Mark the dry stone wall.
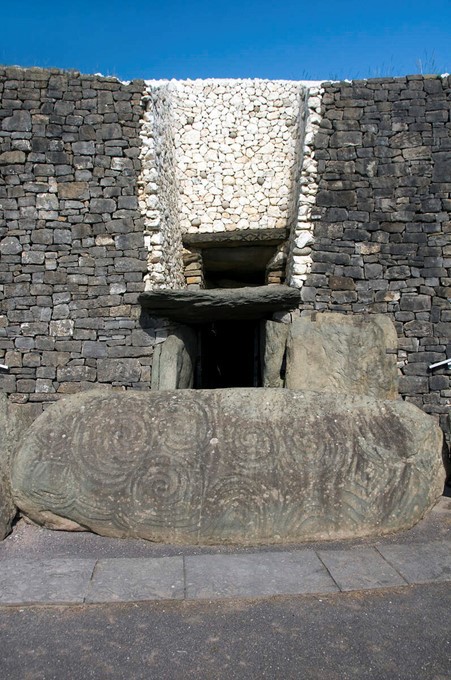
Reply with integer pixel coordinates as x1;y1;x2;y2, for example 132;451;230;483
0;67;155;408
287;83;324;287
140;79;310;288
171;79;303;235
301;75;451;435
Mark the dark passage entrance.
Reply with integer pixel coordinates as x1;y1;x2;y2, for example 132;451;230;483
196;320;261;388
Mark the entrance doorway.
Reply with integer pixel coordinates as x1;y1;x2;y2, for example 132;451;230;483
196;320;261;388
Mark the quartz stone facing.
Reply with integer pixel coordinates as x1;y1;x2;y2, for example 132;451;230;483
139;83;185;290
140;79;312;290
301;75;451;439
0;67;155;406
286;83;324;287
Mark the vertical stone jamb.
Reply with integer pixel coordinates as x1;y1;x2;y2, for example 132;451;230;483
286;83;324;288
139;82;185;290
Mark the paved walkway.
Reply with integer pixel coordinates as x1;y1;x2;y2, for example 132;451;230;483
0;538;450;606
1;493;450;606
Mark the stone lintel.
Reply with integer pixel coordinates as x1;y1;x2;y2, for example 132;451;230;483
182;228;288;249
138;285;301;322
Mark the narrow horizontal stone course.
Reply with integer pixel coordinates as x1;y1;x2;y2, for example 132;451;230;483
0;538;450;605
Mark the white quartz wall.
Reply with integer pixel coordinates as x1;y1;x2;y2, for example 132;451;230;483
139;79;323;290
171;79;304;234
139;84;185;290
287;84;324;287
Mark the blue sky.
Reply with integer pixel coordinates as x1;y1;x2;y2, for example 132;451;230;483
1;0;450;81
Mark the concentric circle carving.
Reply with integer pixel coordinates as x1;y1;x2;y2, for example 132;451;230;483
153;396;213;454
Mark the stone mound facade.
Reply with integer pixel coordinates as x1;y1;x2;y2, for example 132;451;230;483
0;68;450;441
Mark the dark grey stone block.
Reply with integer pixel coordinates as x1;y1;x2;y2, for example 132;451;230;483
318;547;407;591
316;190;356;208
90;198;116;213
81;341;107;359
73;141;95;155
2;110;32;132
185;551;338;599
0;559;95;605
56;365;96;382
97;358;141;383
86;557;184;603
0;150;26;164
377;542;451;584
0;236;22;255
400;295;432;312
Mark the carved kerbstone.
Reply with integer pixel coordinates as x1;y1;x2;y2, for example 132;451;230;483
11;389;444;545
0;395;15;540
0;395;43;540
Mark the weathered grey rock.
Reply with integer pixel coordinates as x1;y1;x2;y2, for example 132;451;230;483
286;313;399;399
0;396;15;540
11;388;444;545
0;150;26;165
262;320;288;388
2;110;32;132
0;395;43;540
183;228;288;247
57;182;89;200
97;358;141;383
139;285;301;322
0;236;22;255
151;326;197;390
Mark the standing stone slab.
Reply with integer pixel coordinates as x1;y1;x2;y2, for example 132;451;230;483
285;313;399;399
0;395;15;540
11;388;444;545
261;320;289;388
151;325;197;390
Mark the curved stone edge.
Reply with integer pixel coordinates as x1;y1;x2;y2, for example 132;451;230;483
11;389;446;546
0;395;15;539
0;395;43;540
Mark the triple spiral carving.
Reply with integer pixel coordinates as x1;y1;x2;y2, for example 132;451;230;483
11;389;442;544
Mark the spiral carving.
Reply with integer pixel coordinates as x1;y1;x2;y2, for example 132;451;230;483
22;460;76;517
153;395;213;455
202;475;269;537
69;393;152;490
11;388;444;545
225;419;278;468
126;454;200;530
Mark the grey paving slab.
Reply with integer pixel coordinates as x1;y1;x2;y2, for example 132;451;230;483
86;557;185;603
185;550;339;599
317;546;408;591
0;558;95;605
377;540;451;584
